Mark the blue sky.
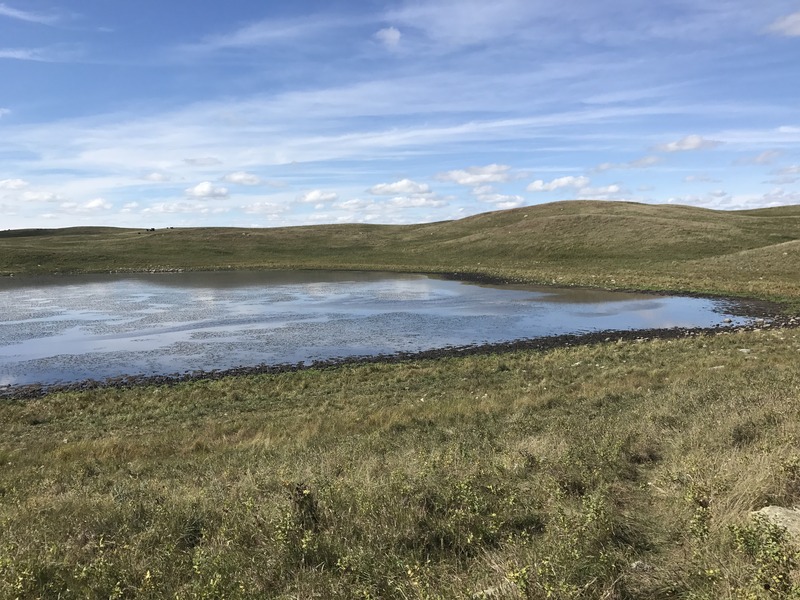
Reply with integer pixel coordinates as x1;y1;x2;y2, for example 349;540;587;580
1;1;799;229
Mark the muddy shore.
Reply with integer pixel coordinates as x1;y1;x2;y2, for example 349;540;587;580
3;307;797;401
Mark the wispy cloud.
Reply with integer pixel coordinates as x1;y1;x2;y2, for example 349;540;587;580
594;155;661;172
374;26;402;50
0;45;83;62
735;150;782;165
0;2;58;25
222;171;262;186
179;13;360;54
767;11;800;36
654;134;722;152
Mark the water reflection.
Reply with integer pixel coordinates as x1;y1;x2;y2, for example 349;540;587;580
0;270;749;388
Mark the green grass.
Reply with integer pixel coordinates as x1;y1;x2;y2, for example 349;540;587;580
2;200;800;308
3;200;800;598
2;329;800;598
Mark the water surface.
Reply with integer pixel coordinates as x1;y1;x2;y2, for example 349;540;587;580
0;270;749;389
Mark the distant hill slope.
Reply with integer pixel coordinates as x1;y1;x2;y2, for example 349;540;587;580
2;201;799;306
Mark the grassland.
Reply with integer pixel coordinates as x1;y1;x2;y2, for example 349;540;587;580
2;200;800;599
2;201;800;308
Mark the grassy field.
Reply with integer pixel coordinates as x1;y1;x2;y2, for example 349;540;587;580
2;200;800;599
2;201;800;308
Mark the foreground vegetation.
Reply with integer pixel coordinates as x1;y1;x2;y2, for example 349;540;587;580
2;327;800;598
3;200;800;598
2;201;800;309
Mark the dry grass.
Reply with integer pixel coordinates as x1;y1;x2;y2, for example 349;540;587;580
3;199;800;597
2;328;800;598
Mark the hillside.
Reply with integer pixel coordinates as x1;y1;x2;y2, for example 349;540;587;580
2;200;799;306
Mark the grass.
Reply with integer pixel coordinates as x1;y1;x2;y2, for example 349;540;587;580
3;200;800;598
2;329;800;598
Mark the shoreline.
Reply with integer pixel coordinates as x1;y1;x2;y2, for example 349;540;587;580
3;309;797;401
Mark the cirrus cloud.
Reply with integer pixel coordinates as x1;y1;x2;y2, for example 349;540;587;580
0;3;59;25
594;155;661;172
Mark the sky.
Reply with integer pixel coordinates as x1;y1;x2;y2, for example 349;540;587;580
1;1;799;230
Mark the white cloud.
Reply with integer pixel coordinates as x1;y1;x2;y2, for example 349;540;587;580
768;11;800;36
0;178;28;190
594;155;661;171
334;199;376;211
527;175;590;192
184;157;222;166
222;171;262;185
182;13;350;53
84;198;112;211
59;198;111;213
142;172;171;182
23;191;59;202
577;184;624;198
185;181;228;198
655;134;722;152
437;164;512;186
374;26;402;49
0;108;9;118
477;193;525;209
297;189;338;203
667;188;800;210
388;196;446;208
0;48;48;61
369;178;430;195
121;202;139;212
0;45;82;62
0;3;58;25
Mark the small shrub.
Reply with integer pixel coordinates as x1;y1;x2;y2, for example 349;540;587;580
731;515;800;597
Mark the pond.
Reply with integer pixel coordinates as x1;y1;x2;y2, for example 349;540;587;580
0;270;750;391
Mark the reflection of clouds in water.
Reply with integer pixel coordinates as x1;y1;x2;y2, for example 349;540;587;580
0;271;748;389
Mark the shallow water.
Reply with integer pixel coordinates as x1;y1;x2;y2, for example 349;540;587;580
0;270;749;388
